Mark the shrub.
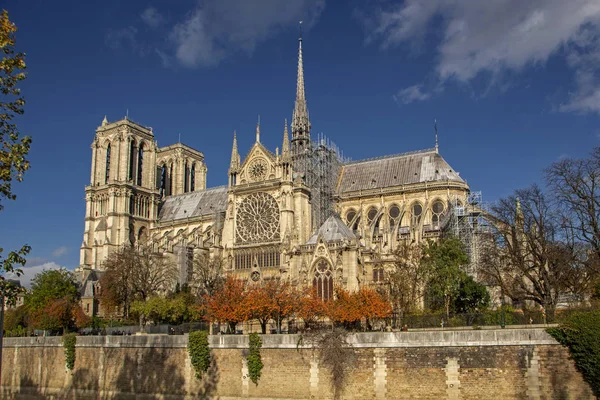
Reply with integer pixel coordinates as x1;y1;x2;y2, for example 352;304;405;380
62;333;77;371
188;330;211;379
247;333;263;385
547;310;600;397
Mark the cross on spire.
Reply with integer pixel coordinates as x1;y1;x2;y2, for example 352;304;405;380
291;21;311;154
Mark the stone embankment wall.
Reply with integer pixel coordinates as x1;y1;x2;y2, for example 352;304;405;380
1;328;594;399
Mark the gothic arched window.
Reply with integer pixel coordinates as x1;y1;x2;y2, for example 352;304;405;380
160;164;167;196
169;163;173;196
431;200;446;228
411;203;423;227
184;162;189;193
128;141;135;181
190;163;196;192
389;204;401;231
105;144;111;183
137;143;144;186
313;259;333;301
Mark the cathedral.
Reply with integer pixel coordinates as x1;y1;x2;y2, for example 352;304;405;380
77;37;470;313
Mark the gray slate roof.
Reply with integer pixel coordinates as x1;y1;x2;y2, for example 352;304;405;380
158;186;228;222
337;149;465;194
307;215;357;244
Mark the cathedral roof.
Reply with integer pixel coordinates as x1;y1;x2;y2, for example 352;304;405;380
306;215;356;244
158;186;228;222
337;148;465;194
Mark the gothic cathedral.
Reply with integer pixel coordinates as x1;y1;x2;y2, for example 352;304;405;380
78;37;470;308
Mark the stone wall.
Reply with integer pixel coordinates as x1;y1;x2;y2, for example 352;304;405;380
1;329;594;399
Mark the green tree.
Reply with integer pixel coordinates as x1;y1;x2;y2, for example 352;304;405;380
25;269;79;311
454;274;490;314
423;237;470;319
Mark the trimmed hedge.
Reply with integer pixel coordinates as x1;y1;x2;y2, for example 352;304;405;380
547;310;600;397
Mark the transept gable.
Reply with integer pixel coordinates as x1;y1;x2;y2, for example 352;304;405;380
239;143;277;184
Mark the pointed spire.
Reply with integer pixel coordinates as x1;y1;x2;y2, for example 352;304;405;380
102;115;108;126
434;119;439;154
256;116;261;143
229;130;240;171
291;21;310;149
282;119;290;161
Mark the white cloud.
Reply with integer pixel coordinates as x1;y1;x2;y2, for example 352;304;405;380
51;246;68;258
141;7;165;29
368;0;600;113
169;0;325;68
393;84;431;104
6;262;67;289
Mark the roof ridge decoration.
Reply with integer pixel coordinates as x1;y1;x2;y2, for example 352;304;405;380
343;148;437;166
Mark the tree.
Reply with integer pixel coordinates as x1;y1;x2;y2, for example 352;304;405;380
204;276;246;333
0;9;29;210
454;274;490;314
388;243;427;314
422;237;469;319
354;287;392;330
100;245;178;319
190;253;225;298
296;287;326;329
24;269;82;332
480;186;581;321
25;269;79;311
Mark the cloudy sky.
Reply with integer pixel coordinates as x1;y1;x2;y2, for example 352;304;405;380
2;0;600;279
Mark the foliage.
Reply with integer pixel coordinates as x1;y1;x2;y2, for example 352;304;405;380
296;287;326;328
0;244;29;304
100;245;178;319
548;310;600;397
204;276;247;333
326;287;392;330
0;10;30;210
25;269;79;312
245;280;297;333
422;237;470;318
62;333;77;371
5;324;26;337
3;304;27;331
454;274;490;314
301;328;355;400
247;332;263;385
188;330;211;379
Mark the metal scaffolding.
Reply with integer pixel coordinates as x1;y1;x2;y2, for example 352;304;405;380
292;133;347;232
444;191;490;276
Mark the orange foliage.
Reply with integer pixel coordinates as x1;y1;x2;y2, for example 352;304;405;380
327;287;392;328
204;276;246;329
296;287;326;326
245;280;298;333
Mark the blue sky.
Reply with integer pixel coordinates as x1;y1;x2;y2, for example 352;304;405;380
1;0;600;283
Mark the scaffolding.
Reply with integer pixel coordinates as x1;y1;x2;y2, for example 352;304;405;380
444;191;491;276
292;133;347;232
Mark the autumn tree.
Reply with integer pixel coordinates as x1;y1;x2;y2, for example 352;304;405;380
0;9;30;303
24;269;82;332
245;280;297;333
204;276;246;333
100;245;178;319
480;186;582;321
296;287;326;329
354;287;392;330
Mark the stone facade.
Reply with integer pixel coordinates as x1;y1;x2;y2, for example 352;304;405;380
1;329;594;399
77;37;469;314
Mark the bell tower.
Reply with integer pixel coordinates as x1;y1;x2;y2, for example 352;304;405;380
79;116;160;270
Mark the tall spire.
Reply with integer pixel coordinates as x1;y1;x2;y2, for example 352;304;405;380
291;21;311;153
229;130;240;171
434;119;439;154
256;116;261;143
282;119;290;161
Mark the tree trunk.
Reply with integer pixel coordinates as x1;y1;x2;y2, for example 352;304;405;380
260;320;267;334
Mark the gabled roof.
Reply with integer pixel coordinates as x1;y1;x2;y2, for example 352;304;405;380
337;148;465;194
158;186;228;222
306;215;356;244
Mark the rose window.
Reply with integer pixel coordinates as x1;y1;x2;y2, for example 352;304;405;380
236;192;280;243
